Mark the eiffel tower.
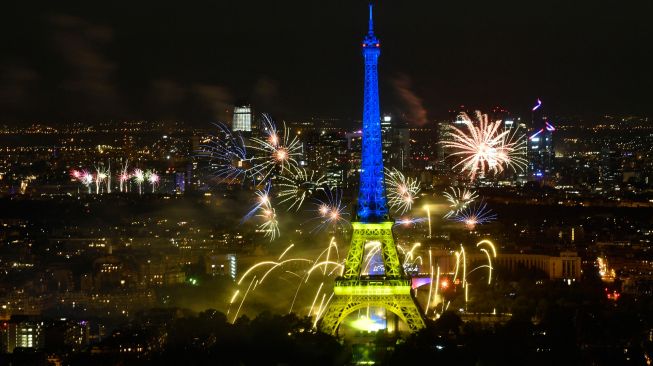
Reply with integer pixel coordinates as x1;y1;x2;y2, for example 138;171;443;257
319;4;426;335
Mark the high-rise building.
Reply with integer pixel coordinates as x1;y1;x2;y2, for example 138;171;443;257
528;98;555;181
232;104;252;132
381;115;411;170
2;318;45;353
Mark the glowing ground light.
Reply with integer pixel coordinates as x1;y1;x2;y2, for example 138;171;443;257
440;279;449;290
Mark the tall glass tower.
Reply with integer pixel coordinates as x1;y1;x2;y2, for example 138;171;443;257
232;104;252;132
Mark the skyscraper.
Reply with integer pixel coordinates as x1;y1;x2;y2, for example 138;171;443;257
232;104;252;132
528;98;555;181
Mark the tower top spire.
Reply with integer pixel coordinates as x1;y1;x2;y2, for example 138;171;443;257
368;3;374;35
363;2;379;48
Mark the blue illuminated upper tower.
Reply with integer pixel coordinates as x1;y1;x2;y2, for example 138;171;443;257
318;4;426;335
357;3;388;223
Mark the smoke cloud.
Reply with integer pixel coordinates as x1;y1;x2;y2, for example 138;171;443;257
392;73;428;126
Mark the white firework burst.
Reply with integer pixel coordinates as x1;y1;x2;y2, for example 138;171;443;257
443;187;478;219
442;111;527;180
199;123;250;183
277;166;327;211
248;114;302;182
385;168;420;214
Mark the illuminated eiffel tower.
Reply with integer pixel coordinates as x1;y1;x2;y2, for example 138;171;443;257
319;4;426;335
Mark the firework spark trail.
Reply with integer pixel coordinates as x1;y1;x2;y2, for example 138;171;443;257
226;290;240;316
394;217;427;227
305;261;345;280
442;111;527;180
146;170;160;192
309;189;350;233
433;265;440;309
277;166;326;211
443;187;478;218
257;258;312;286
71;169;94;193
94;167;110;194
461;245;467;290
258;204;280;241
248;115;302;182
362;242;384;275
476;239;497;258
199;122;250;183
308;282;324;317
105;162;111;193
426;249;434;311
232;276;257;323
385;168;420;214
312;292;335;329
132;168;145;195
452;200;497;228
278;244;295;260
230;237;346;324
501;126;528;172
243;183;272;223
118;160;130;192
480;249;492;284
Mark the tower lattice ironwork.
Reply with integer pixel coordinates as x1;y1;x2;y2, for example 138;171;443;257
319;4;426;335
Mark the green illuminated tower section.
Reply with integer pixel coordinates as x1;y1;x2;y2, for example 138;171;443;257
319;4;426;335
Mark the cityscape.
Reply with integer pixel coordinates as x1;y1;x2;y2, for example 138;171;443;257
1;1;652;365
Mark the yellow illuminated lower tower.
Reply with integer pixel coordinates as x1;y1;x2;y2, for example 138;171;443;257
318;4;426;335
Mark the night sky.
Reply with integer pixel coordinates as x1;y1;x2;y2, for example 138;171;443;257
1;0;651;125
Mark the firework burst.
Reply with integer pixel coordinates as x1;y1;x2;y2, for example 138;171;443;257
146;170;160;192
255;185;280;241
199;123;250;183
443;111;527;180
132;168;145;194
242;183;280;241
71;169;94;193
118;161;130;193
248;115;302;181
310;189;349;233
443;187;478;218
94;167;110;194
385;168;420;214
394;217;427;227
277;166;326;211
258;205;280;241
451;200;497;228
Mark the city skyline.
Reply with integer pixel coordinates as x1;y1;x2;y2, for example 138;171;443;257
1;2;653;364
1;0;651;125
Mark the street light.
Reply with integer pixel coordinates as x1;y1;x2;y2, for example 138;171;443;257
423;204;431;238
